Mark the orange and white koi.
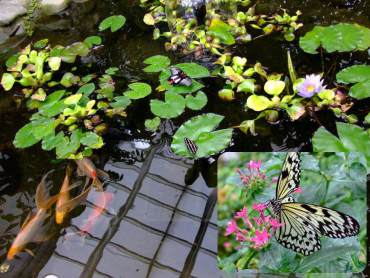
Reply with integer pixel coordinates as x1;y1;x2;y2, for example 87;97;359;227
55;167;91;224
80;192;113;235
7;172;58;260
75;158;109;192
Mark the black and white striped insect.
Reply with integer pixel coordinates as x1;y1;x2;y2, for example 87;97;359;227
184;137;198;155
168;67;192;87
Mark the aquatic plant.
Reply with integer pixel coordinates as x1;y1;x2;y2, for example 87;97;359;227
336;65;370;100
141;0;302;55
299;23;370;54
171;113;233;158
1;16;130;160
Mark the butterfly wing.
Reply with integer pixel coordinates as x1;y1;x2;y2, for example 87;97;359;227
275;206;321;256
276;152;301;200
282;202;360;238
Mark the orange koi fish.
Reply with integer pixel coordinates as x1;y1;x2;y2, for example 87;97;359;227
55;167;92;224
7;172;58;260
80;192;113;235
75;158;109;192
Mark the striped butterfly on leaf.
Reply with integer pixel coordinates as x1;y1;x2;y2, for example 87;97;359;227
269;152;360;256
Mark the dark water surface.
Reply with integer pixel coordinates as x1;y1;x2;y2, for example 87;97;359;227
0;0;369;277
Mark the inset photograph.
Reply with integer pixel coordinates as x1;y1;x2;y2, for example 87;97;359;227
218;152;367;274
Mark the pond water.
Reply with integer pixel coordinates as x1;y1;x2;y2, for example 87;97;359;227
0;0;369;277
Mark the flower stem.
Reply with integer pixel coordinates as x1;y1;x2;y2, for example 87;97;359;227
245;249;257;269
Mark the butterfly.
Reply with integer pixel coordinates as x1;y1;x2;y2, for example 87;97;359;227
184;137;198;155
269;152;360;256
168;67;192;87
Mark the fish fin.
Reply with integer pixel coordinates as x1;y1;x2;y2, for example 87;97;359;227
92;178;104;192
21;212;34;229
97;169;109;180
56;184;91;213
35;171;58;210
25;249;35;257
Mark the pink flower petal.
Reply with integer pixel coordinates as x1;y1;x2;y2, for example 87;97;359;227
225;219;238;236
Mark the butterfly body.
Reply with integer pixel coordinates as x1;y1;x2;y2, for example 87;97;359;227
270;152;360;256
168;67;192;87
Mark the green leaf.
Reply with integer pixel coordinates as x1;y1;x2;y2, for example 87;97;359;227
125;82;152;99
246;95;272;111
56;130;83;159
312;127;347;152
237;79;255;93
264;80;286;95
185;91;207;110
349;79;370;99
48;56;62;71
41;132;64;151
159;69;204;94
60;72;78;87
336;122;370;151
99;15;126;32
336;65;370;84
34;39;49;49
64;94;82;105
31;117;59;140
365;112;370;124
143;55;171;72
80;132;104;149
299;26;324;54
84;36;102;47
39;90;66;117
1;73;15;91
145;117;161;131
5;54;20;68
171;113;232;158
175;63;210;78
208;19;235;45
77;83;96;96
150;93;185;119
13;123;41;148
299;24;370;54
111;95;132;109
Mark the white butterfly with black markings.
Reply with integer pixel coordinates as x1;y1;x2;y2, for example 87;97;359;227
269;152;360;256
168;67;192;87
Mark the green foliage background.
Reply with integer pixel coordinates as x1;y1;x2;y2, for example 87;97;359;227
218;152;367;274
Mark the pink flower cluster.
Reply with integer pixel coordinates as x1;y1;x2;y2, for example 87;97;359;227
225;203;282;250
236;160;266;186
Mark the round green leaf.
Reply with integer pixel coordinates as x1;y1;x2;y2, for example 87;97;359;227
175;63;210;78
237;79;255;93
185;91;208;110
145;117;161;131
143;55;171;73
264;80;286;95
125;82;152;99
99;15;126;32
150;93;185;119
336;65;370;84
171;113;232;158
246;95;272;111
349;79;370;99
84;36;102;47
48;57;62;71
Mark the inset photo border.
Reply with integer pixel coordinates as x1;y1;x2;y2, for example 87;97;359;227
217;152;367;275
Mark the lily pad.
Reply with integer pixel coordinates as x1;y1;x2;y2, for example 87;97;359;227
336;65;370;84
125;82;152;99
171;113;232;158
159;69;203;94
111;96;132;109
175;63;210;78
150;93;185;118
185;91;207;110
143;55;171;73
145;117;161;131
99;15;126;32
349;79;370;100
84;36;102;47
